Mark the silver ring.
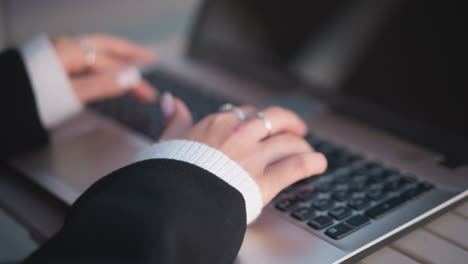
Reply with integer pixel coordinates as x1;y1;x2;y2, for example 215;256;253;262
219;103;246;121
256;112;273;136
79;36;97;69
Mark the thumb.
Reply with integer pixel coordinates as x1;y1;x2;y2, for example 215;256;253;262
159;92;193;140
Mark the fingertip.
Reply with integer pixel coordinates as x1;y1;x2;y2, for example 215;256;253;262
313;152;328;174
131;81;157;102
173;97;194;124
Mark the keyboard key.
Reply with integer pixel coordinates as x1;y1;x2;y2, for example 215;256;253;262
383;180;401;192
325;223;354;239
296;190;317;201
367;188;386;201
365;196;407;219
348;197;371;210
275;199;297;211
328;206;353;220
332;190;352;201
315;182;334;193
291;207;315;221
418;182;434;191
311;198;334;211
401;187;424;200
348;181;368;192
383;168;400;177
345;214;371;228
308;215;334;230
334;175;352;184
399;175;417;185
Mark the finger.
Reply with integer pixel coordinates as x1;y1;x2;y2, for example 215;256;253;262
196;105;257;135
259;133;314;165
72;66;144;103
71;71;128;103
159;94;194;140
260;152;327;204
235;106;307;141
90;34;156;65
185;105;257;145
91;54;129;73
130;80;157;102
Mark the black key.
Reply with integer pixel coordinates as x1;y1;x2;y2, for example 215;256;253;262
275;199;297;211
291;207;315;221
365;196;407;219
332;190;352;202
399;175;417;185
367;188;386;201
368;167;385;177
280;185;295;194
383;168;400;177
297;190;317;201
328;206;353;220
383;180;401;192
308;215;334;230
401;187;424;200
348;181;368;192
365;161;381;169
352;174;369;183
418;182;434;191
315;182;333;193
367;173;387;184
311;198;334;211
348;197;371;210
348;153;364;163
346;214;371;228
325;223;354;240
334;175;352;184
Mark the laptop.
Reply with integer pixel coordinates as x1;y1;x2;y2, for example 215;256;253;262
9;0;468;263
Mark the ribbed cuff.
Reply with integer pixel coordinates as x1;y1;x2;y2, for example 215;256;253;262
20;34;83;129
135;140;263;224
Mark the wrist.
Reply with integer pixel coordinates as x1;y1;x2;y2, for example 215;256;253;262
135;139;263;224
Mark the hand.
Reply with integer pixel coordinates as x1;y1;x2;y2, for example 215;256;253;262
159;99;327;205
52;34;157;103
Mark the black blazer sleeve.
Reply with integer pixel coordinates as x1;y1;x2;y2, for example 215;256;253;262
24;159;247;264
0;49;49;158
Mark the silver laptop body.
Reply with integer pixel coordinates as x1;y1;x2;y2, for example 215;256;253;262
8;0;468;263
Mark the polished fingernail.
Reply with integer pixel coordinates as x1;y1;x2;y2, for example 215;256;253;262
117;66;141;90
161;92;175;117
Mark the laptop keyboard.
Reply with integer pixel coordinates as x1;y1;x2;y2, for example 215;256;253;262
275;135;434;240
90;69;435;241
89;69;230;139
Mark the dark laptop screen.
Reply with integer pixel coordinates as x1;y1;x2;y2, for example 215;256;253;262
189;0;467;165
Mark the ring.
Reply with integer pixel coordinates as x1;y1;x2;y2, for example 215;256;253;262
79;36;97;70
219;103;246;121
256;112;273;136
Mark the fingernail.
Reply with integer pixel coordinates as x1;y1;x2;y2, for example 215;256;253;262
161;92;175;117
117;66;142;90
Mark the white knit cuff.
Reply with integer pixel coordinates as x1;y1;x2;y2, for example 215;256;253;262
20;34;83;129
135;140;263;224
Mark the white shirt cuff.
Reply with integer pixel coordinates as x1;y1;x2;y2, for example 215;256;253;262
20;34;83;129
135;140;263;224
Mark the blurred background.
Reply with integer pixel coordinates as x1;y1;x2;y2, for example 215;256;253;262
0;0;197;48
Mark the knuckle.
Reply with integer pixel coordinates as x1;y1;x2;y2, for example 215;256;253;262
266;106;286;115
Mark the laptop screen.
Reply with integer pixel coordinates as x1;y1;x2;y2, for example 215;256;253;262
189;0;467;165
